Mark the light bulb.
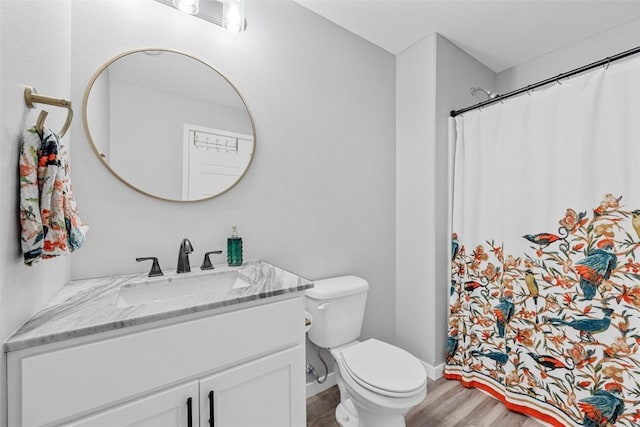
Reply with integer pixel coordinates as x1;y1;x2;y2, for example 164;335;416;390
173;0;199;15
222;0;246;33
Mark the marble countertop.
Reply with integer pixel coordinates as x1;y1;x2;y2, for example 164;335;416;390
5;260;313;352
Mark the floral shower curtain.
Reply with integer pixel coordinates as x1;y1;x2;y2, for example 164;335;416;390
446;55;640;427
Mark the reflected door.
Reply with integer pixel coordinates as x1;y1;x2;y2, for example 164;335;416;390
182;124;253;199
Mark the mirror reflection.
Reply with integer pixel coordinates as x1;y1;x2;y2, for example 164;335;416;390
83;49;255;202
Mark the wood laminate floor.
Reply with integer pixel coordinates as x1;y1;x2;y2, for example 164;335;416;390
307;377;544;427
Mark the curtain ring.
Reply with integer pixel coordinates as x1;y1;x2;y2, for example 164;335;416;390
605;58;611;70
526;85;532;96
556;76;563;85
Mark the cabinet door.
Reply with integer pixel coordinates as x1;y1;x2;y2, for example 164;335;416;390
66;381;199;427
200;346;305;427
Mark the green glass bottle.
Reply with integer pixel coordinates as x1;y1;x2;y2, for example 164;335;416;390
227;225;243;266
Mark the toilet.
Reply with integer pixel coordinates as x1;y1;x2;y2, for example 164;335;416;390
306;276;427;427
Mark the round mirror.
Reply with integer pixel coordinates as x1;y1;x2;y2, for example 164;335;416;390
83;49;255;202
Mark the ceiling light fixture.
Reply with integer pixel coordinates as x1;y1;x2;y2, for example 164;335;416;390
222;0;247;33
156;0;247;33
173;0;199;15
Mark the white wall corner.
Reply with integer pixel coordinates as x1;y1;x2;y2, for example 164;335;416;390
394;32;438;364
423;360;445;380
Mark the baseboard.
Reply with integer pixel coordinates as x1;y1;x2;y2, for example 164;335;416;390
306;371;337;398
422;361;445;380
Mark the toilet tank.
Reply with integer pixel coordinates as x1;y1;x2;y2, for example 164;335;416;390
305;275;369;348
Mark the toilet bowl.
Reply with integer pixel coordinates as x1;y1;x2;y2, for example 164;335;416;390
306;276;427;427
331;339;427;427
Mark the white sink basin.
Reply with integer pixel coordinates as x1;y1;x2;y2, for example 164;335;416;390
116;270;252;308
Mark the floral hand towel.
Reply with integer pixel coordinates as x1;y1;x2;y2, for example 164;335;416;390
20;127;88;265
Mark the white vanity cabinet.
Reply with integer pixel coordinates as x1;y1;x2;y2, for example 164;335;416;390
6;295;306;427
66;381;199;427
199;347;303;427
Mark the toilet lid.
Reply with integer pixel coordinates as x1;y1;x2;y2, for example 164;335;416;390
339;339;426;397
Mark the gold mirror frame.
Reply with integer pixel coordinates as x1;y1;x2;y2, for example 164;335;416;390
82;48;256;202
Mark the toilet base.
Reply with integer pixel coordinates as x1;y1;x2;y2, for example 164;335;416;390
335;401;358;427
354;408;408;427
336;401;409;427
330;341;425;427
334;383;412;427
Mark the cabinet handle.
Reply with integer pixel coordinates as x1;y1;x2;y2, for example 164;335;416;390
208;390;215;426
187;397;193;427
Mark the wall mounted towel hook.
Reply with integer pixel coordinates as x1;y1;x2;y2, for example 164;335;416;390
24;86;73;137
35;110;49;135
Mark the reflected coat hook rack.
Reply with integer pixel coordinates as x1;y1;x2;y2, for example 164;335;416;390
24;86;73;137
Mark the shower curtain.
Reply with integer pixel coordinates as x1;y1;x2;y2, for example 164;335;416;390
446;55;640;427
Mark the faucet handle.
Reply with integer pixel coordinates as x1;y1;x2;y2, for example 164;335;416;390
201;251;222;270
136;257;164;277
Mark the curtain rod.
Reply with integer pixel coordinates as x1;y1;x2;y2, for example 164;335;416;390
450;45;640;118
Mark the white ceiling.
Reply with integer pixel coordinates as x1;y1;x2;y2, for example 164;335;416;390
292;0;640;72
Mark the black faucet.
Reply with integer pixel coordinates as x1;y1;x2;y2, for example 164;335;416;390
177;238;194;273
136;257;164;277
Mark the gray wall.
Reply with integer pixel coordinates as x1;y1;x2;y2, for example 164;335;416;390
396;33;437;369
0;0;71;421
396;33;495;374
69;0;396;380
4;1;638;411
498;18;640;93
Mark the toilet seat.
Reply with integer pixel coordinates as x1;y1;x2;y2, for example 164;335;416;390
338;339;427;398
